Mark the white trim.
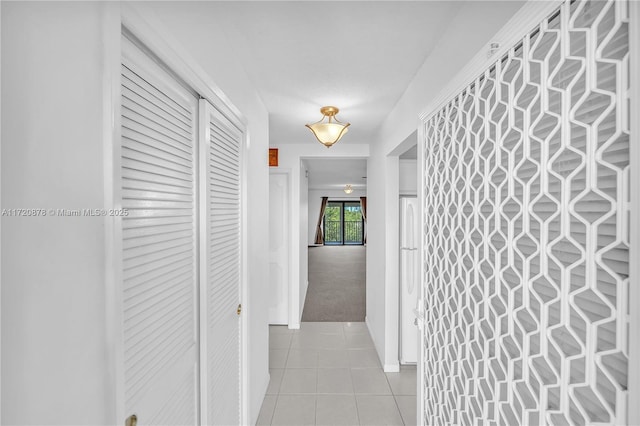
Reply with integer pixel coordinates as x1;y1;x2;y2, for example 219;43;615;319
102;3;125;423
628;0;640;423
252;372;271;426
384;155;400;373
269;168;294;328
365;315;376;349
197;99;209;426
0;2;3;420
383;363;400;373
416;119;426;426
240;121;250;426
418;0;562;122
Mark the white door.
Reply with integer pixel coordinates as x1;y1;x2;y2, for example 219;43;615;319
120;35;199;424
200;100;244;425
400;197;419;364
269;172;289;324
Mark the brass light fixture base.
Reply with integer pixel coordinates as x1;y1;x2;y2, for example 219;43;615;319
319;106;340;116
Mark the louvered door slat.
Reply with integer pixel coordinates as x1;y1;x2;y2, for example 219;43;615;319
211;154;240;171
122;66;192;124
200;102;243;426
123;188;193;204
123;228;193;249
121;36;199;425
122;120;193;154
125;263;194;300
122;138;193;168
121;156;193;182
121;86;193;135
123;172;192;192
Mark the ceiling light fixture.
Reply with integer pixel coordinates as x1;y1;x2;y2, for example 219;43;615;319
305;106;350;148
344;184;353;194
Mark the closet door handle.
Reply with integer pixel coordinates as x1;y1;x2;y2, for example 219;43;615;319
125;414;137;426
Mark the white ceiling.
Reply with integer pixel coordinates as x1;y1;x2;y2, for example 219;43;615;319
208;1;465;145
150;1;524;188
304;158;367;191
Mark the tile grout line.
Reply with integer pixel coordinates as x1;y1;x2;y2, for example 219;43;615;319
386;365;409;426
270;331;291;426
270;323;412;426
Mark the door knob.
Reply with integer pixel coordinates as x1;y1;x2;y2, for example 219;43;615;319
237;304;242;315
125;414;137;426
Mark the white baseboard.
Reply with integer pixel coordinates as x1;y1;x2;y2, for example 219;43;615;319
365;316;374;343
251;371;271;426
384;363;400;373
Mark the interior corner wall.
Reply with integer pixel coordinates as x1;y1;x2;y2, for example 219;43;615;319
1;3;112;424
383;156;400;372
365;144;388;362
399;160;418;196
299;161;309;320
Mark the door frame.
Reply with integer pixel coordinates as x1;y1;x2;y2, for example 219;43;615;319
268;168;292;326
103;4;249;424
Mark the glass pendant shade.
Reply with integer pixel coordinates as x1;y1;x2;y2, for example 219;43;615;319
305;106;350;147
344;184;353;194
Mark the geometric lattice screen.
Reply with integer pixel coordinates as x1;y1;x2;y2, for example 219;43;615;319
422;0;630;424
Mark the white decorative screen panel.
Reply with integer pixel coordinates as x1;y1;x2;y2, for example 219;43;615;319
421;0;630;424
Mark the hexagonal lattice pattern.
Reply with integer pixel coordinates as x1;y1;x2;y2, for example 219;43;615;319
421;1;629;424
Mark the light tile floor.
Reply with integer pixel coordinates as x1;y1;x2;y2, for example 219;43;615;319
257;322;417;426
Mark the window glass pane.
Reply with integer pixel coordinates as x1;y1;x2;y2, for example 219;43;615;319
344;202;362;244
324;203;342;244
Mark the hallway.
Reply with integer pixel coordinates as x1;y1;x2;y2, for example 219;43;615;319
260;322;416;425
302;246;366;322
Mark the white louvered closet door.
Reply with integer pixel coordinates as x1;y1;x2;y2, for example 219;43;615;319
120;36;199;425
200;100;244;426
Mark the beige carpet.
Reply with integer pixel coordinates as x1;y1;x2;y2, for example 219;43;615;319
301;245;366;322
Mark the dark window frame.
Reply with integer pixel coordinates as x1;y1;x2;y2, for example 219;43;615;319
323;200;364;246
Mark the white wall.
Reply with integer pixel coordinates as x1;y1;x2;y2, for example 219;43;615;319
1;3;112;424
365;1;527;370
399;159;417;196
299;161;309;318
365;147;391;363
308;188;367;246
1;2;270;424
273;142;369;327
